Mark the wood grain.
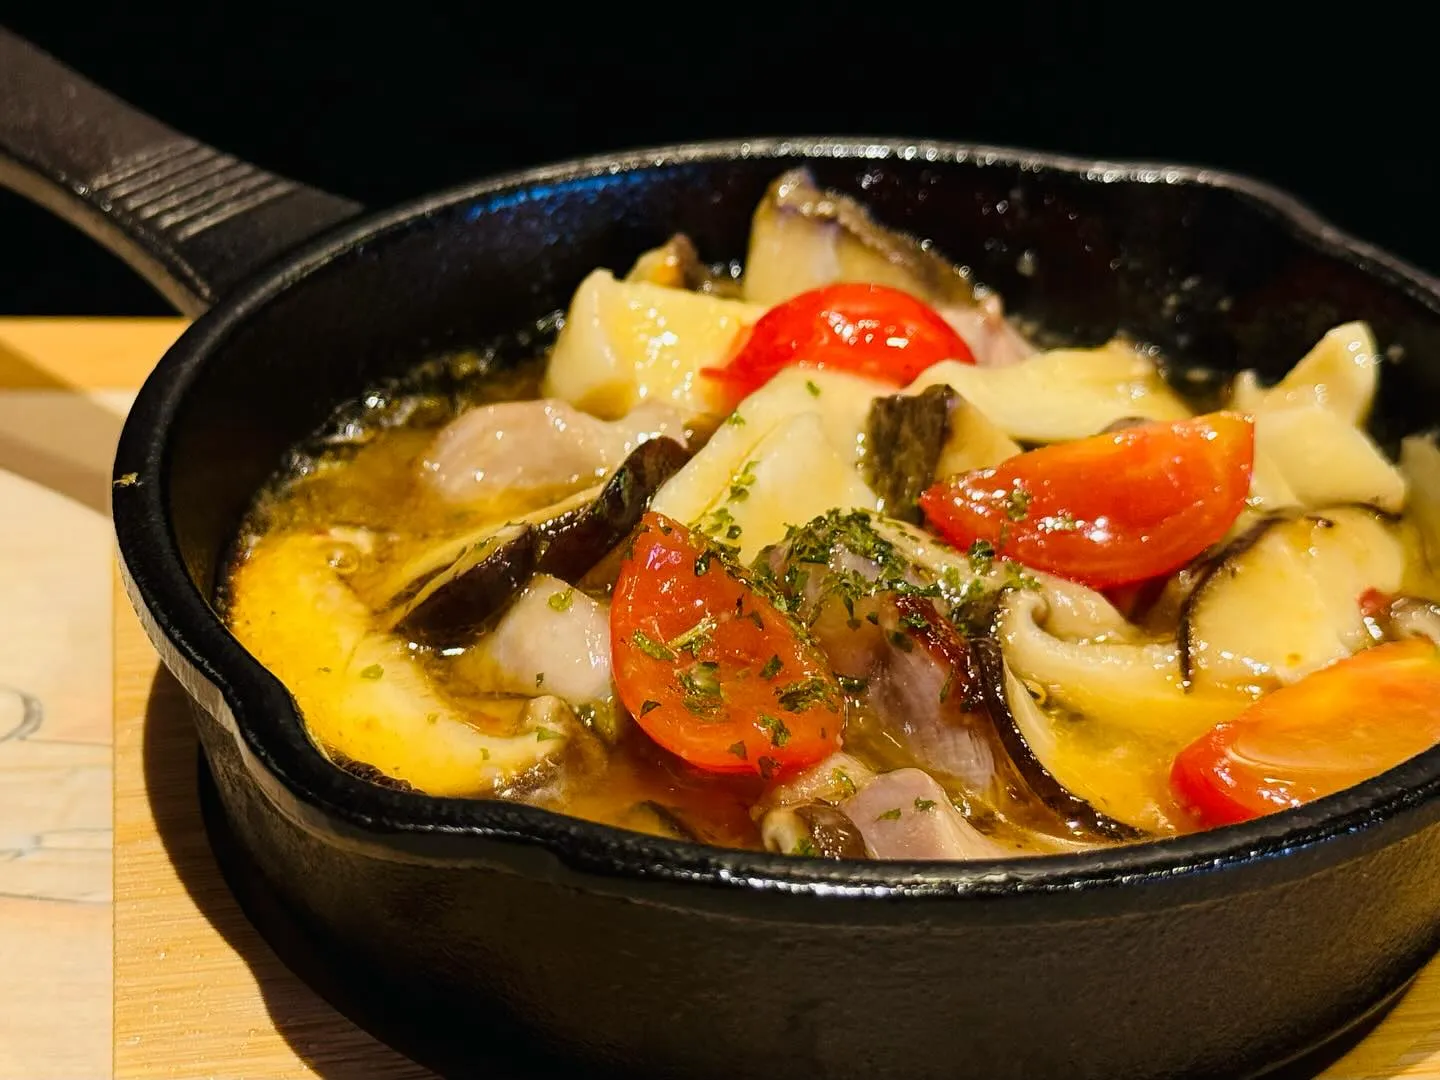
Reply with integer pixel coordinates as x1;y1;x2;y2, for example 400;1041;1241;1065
3;316;1433;1078
114;579;433;1079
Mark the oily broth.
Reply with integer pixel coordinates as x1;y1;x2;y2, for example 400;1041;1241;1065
225;349;768;849
222;338;1223;854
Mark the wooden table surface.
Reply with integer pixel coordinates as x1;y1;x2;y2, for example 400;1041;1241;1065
1;317;1438;1078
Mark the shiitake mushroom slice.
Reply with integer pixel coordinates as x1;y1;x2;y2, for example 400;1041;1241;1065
969;637;1145;844
863;385;958;523
397;437;690;645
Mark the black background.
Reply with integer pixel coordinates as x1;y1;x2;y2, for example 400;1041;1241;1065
1;8;1434;314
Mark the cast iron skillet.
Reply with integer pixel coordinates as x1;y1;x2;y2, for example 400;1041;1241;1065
5;27;1440;1080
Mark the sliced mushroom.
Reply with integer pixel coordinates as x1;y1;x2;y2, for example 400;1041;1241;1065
1180;507;1408;693
973;640;1191;834
863;385;957;522
225;531;574;798
625;233;743;298
999;578;1243;741
743;168;978;309
759;517;1130;843
376;438;690;645
761;804;869;859
742;169;1036;366
905;341;1192;444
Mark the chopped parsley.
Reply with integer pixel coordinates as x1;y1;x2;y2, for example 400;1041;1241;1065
696;506;742;554
876;807;903;822
1003;483;1032;521
727;741;748;760
776;676;837;713
678;661;723;714
667;614;718;657
547;587;575;612
535;727;564;742
359;663;384;680
694;549;713;576
744;609;765;630
480;747;490;760
836;673;869;694
727;412;747;426
939;670;954;703
831;768;858;797
760;654;783;680
425;712;439;725
1044;510;1080;533
640;700;661;716
535;672;545;687
914;798;937;813
757;713;792;748
805;379;822;397
793;837;819;857
888;630;915;653
967;539;996;574
631;630;677;662
728;460;759;502
899;611;931;632
758;756;779;780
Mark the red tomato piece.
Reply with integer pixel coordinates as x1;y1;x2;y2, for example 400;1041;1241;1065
610;512;843;776
701;282;974;403
918;412;1255;589
1170;639;1440;828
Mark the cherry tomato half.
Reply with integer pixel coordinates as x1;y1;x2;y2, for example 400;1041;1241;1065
701;282;975;403
610;512;843;776
1171;639;1440;828
918;412;1255;589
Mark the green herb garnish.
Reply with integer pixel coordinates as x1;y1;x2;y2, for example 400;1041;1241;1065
876;807;903;822
1003;483;1032;521
535;727;563;742
667;614;718;657
359;663;384;680
760;654;783;680
914;798;937;813
793;837;818;857
632;630;677;662
776;676;837;712
727;741;748;760
758;713;791;748
678;661;723;714
640;700;661;716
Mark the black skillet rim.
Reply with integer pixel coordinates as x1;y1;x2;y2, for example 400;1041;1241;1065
112;136;1440;899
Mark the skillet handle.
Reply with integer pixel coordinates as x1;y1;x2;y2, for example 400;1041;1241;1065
0;28;363;315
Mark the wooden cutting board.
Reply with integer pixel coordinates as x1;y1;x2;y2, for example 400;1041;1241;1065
7;318;1431;1079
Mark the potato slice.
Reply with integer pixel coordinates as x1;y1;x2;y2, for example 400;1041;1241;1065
906;341;1191;443
227;531;572;796
1254;404;1406;513
1182;508;1407;694
1231;321;1380;426
650;367;887;530
542;270;766;420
